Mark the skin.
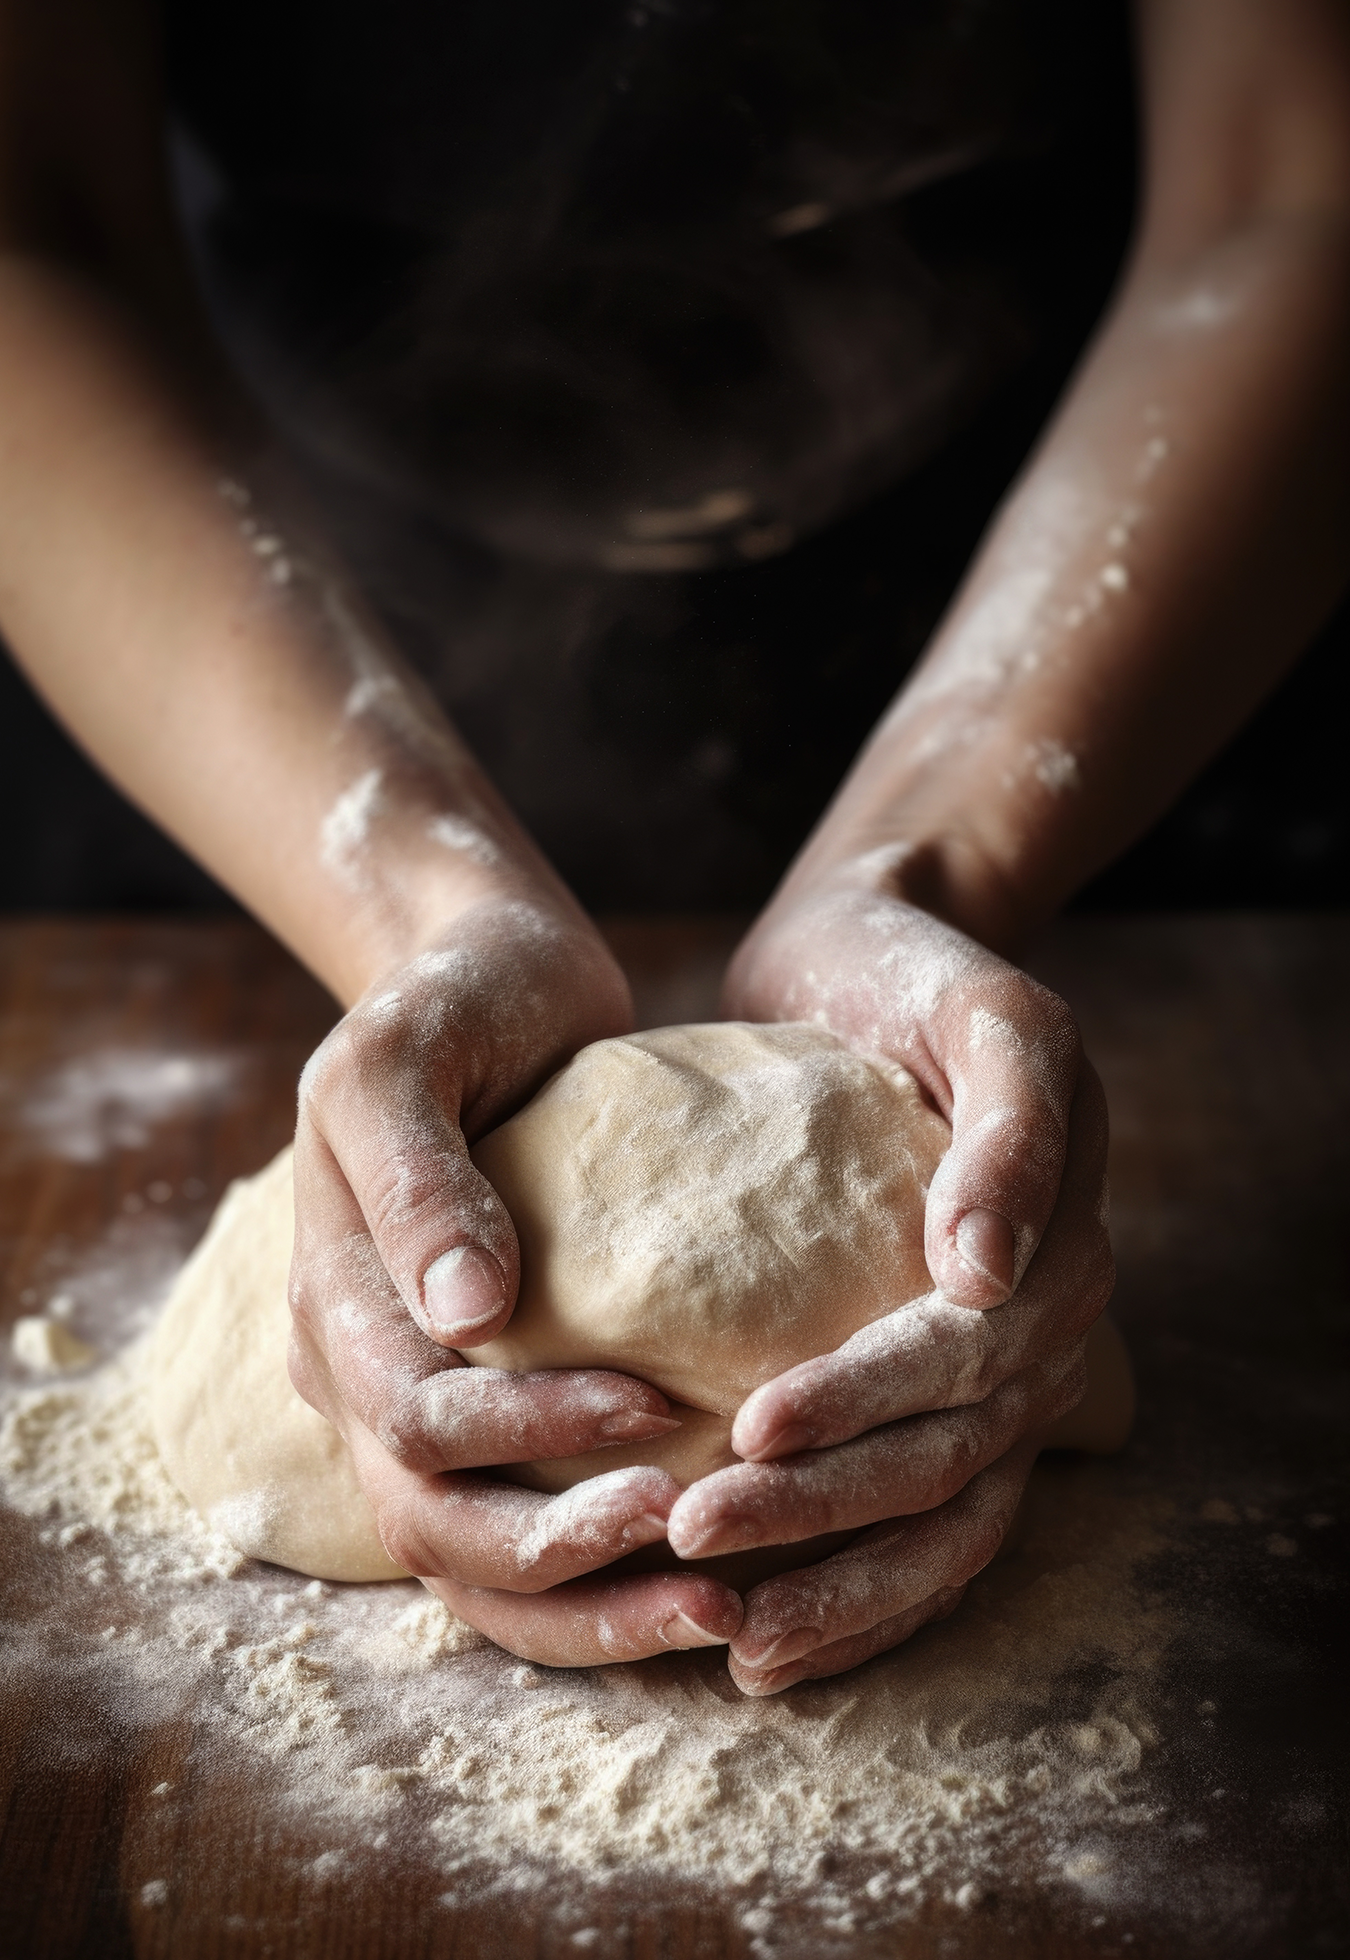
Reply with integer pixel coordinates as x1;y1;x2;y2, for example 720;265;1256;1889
2;0;1348;1687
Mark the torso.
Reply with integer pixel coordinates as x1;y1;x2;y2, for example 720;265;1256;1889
166;0;1136;905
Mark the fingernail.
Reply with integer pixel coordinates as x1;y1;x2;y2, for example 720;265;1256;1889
668;1513;759;1561
741;1421;815;1462
740;1625;821;1671
658;1611;731;1650
423;1243;506;1339
954;1208;1015;1292
596;1410;683;1443
620;1511;671;1550
736;1667;799;1698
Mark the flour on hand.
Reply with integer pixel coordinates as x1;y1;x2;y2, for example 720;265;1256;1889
146;1022;1131;1600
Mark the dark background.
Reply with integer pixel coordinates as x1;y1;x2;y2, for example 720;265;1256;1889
2;0;1346;922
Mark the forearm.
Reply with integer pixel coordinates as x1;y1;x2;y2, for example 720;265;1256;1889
783;213;1350;952
780;0;1350;954
0;257;582;1004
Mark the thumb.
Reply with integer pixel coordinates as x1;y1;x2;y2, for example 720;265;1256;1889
396;1139;521;1348
298;1049;521;1348
923;992;1081;1308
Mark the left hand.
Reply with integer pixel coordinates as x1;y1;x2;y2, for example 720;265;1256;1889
665;877;1114;1694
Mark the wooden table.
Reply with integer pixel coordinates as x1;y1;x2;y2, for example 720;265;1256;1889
0;915;1346;1959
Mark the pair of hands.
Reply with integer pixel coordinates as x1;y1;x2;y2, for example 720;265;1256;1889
287;880;1112;1694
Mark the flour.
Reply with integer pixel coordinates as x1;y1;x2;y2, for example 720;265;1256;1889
426;812;501;866
217;473;293;584
10;1315;96;1373
0;1252;1175;1953
319;768;386;884
9;1048;241;1163
1027;738;1083;794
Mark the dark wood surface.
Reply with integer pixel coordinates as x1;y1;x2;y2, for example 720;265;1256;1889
0;915;1346;1960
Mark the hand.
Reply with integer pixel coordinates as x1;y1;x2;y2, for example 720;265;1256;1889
288;895;744;1663
665;877;1113;1693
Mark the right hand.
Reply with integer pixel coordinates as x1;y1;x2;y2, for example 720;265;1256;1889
287;896;744;1663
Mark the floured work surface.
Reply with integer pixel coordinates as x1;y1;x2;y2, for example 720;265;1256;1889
1;918;1347;1959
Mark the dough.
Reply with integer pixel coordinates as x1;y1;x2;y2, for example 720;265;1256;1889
470;1023;950;1401
150;1149;405;1583
149;1022;1134;1590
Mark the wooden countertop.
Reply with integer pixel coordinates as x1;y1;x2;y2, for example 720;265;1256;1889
0;915;1345;1959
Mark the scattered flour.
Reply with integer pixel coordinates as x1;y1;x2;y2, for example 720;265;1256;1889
1;1274;1176;1950
11;1315;97;1373
9;1049;241;1163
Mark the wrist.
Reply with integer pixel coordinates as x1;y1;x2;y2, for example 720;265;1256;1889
345;888;635;1134
347;863;611;1006
304;778;596;1006
765;825;1035;960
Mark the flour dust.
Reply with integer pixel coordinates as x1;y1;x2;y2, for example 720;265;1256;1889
1;1221;1177;1955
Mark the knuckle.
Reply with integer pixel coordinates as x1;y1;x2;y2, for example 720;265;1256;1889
911;1442;976;1515
285;1329;326;1413
968;1354;1003;1404
947;1350;996;1407
1073;1243;1117;1330
926;1582;967;1626
1047;1349;1089;1423
927;1467;971;1513
959;1488;1017;1577
299;1001;435;1124
811;1496;851;1539
361;1154;461;1243
286;1262;325;1341
1027;980;1079;1052
784;1468;841;1538
298;1018;361;1114
375;1390;438;1470
374;1500;436;1579
952;1321;1004;1404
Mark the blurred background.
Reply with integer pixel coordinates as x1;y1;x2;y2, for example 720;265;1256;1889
2;0;1346;924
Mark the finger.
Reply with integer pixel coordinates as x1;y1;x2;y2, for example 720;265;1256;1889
298;1008;520;1347
422;1569;744;1667
729;1295;997;1462
347;1422;685;1591
731;1066;1113;1461
383;1369;682;1473
289;1192;676;1473
729;1588;966;1694
925;982;1089;1308
670;1355;1081;1558
729;1444;1034;1684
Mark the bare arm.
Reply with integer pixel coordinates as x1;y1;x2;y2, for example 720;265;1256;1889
772;0;1350;950
0;0;743;1665
0;0;563;1003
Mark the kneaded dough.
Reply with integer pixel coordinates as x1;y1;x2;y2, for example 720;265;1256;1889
469;1022;951;1408
150;1021;1134;1589
149;1149;405;1583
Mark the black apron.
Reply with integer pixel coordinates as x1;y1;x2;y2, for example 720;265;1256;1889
167;1;1137;907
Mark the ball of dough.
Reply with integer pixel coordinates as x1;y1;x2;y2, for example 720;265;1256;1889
468;1023;950;1403
465;1022;955;1585
148;1021;1133;1595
